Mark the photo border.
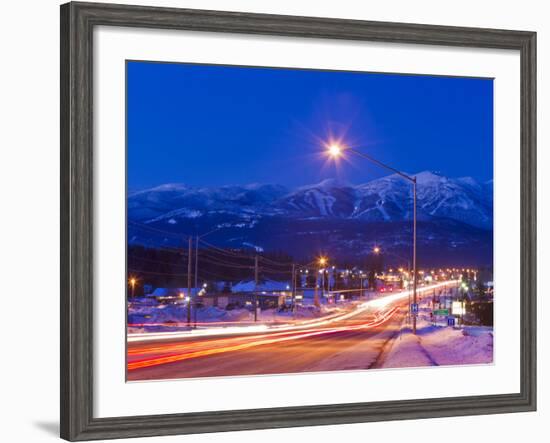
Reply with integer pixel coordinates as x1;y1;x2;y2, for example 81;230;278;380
60;2;536;440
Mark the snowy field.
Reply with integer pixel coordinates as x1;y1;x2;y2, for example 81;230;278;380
128;300;349;333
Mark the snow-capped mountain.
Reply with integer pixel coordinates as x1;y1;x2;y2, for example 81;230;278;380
128;183;289;222
353;171;492;229
129;171;492;229
279;178;357;218
127;172;493;265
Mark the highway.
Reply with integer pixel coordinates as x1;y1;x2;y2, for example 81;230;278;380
127;281;457;381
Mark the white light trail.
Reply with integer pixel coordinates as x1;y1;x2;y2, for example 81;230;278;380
128;280;459;343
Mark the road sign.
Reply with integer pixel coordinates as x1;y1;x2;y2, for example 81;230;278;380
433;309;449;316
447;316;456;327
411;303;419;314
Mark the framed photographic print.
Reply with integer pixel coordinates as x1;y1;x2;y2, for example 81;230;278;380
60;1;536;441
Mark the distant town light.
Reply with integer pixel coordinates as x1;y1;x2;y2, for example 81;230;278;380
452;301;466;316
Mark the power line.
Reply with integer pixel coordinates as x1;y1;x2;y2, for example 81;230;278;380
128;254;187;267
128;268;189;277
128;220;191;239
136;239;186;254
198;256;254;270
198;247;250;260
198;239;252;258
259;257;293;267
197;268;248;281
260;266;293;274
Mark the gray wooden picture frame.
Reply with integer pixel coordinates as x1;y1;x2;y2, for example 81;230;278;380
60;2;537;441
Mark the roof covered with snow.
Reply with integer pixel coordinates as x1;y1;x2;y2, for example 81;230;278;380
232;279;290;293
149;287;200;297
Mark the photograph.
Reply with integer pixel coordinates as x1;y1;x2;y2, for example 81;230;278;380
125;60;494;381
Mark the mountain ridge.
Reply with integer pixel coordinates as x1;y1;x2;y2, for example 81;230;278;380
128;171;492;230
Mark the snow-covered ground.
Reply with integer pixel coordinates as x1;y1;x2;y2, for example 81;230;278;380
378;318;493;368
376;290;493;368
127;300;349;333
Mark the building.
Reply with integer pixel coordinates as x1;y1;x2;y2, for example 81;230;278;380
147;287;202;303
377;272;403;291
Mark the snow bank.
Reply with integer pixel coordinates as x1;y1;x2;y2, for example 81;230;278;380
422;325;493;366
380;319;493;369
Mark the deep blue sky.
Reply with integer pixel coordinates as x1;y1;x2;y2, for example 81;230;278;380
127;61;493;190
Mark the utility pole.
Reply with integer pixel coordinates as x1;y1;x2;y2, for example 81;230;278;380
313;277;319;308
291;263;296;313
194;235;199;328
187;236;192;326
254;255;259;322
321;269;325;301
194;235;199;294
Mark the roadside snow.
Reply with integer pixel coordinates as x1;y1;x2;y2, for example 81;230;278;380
128;301;348;332
380;319;493;369
377;329;435;368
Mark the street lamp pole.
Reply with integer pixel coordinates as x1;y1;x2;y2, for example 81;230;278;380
328;145;418;334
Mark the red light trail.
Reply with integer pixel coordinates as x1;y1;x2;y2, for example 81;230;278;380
127;306;398;371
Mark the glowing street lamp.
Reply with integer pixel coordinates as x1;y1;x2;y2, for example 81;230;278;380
373;246;381;254
328;144;343;157
319;257;327;299
326;141;419;334
314;256;328;307
129;277;136;299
